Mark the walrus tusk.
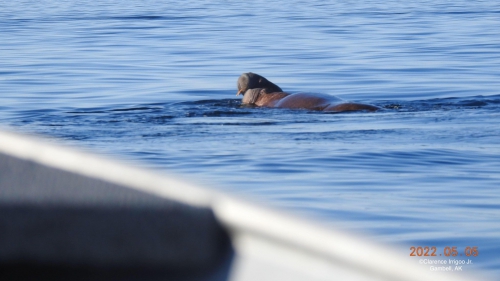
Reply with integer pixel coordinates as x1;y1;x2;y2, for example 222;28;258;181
236;89;242;96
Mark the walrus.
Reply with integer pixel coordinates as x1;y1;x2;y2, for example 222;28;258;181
236;72;379;112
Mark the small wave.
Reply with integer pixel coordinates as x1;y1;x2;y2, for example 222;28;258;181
107;15;203;21
220;121;277;126
110;106;161;112
67;106;163;114
6;15;203;23
378;94;500;112
177;98;241;107
184;110;253;117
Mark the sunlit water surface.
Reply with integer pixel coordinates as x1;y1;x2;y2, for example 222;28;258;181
1;0;500;279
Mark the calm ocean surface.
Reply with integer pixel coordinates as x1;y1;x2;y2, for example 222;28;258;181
1;0;500;278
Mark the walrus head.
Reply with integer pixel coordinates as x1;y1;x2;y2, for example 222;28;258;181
236;72;283;96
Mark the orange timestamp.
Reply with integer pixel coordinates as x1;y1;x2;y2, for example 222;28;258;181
410;246;479;257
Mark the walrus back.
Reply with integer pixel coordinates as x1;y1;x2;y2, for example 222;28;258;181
275;93;341;110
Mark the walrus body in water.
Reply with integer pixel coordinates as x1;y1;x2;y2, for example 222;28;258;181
236;72;379;112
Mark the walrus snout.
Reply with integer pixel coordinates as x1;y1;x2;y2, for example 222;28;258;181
241;88;263;104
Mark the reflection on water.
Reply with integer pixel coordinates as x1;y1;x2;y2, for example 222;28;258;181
1;0;500;278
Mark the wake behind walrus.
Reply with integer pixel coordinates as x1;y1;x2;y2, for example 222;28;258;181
236;72;379;112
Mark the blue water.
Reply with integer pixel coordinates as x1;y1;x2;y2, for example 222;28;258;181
1;0;500;278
